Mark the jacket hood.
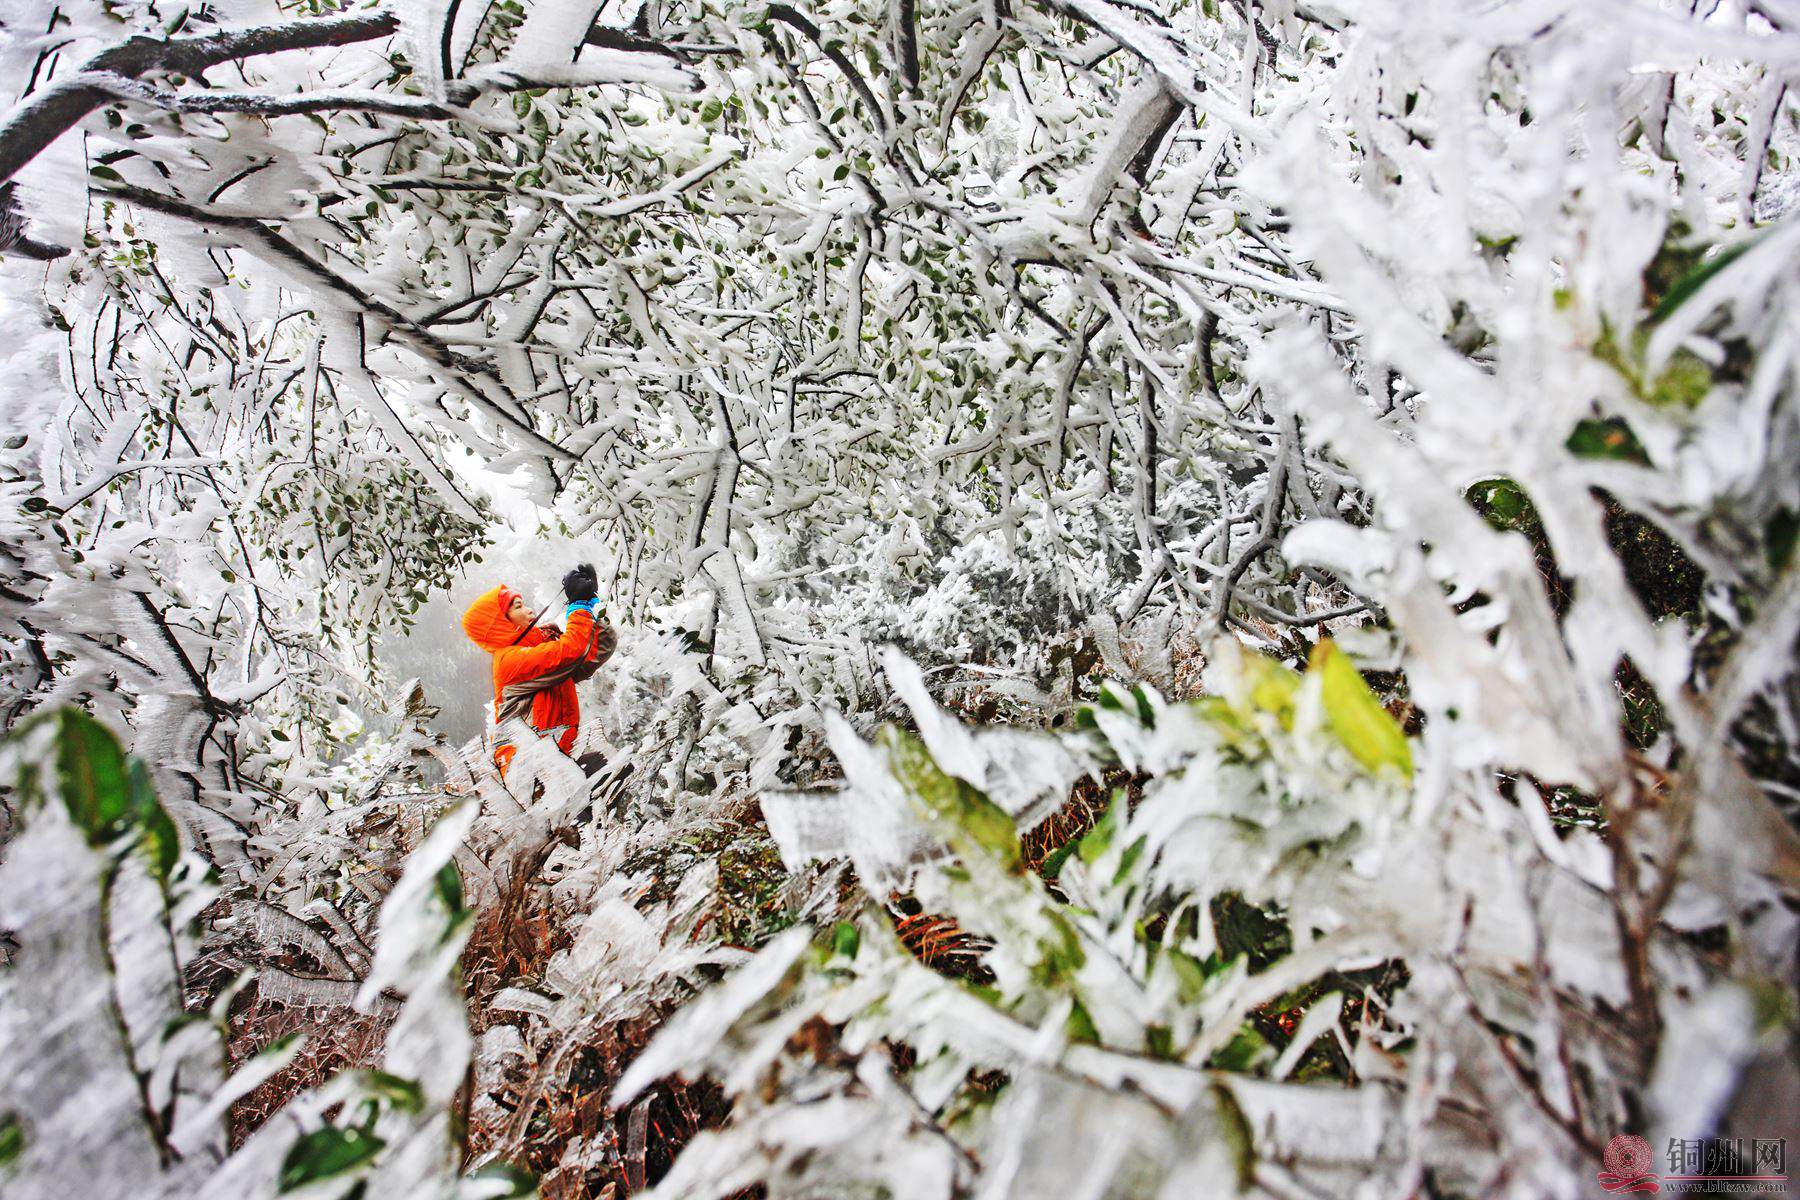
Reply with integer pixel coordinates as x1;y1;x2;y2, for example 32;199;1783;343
461;585;547;652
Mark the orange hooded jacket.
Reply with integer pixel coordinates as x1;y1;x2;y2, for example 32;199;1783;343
461;585;615;771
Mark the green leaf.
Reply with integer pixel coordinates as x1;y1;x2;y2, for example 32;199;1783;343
1129;683;1156;727
1163;948;1213;1002
1112;835;1147;886
699;98;724;123
961;980;1004;1007
0;1112;23;1170
1095;680;1154;727
128;758;179;881
27;708;181;882
360;1070;425;1114
53;708;131;842
1310;641;1413;779
879;726;1022;871
829;921;861;960
1038;838;1078;879
1207;1025;1271;1071
278;1127;384;1192
1065;998;1100;1045
1077;789;1124;866
1467;477;1528;529
1593;322;1713;409
434;860;466;925
1565;417;1649;464
1649;237;1756;324
1765;508;1797;572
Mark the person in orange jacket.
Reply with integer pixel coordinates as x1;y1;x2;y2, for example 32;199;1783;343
460;563;617;773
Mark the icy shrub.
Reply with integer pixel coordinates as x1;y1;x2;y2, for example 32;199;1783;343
617;643;1791;1199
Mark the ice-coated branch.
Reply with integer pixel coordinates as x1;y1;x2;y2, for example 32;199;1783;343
1206;417;1289;632
86;71;481;122
94;182;574;468
0;10;400;189
766;4;896;139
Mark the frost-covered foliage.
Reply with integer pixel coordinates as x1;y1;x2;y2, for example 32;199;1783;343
630;642;1795;1199
0;707;509;1199
2;0;1799;1197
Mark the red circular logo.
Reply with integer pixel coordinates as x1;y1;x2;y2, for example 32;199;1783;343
1605;1135;1654;1179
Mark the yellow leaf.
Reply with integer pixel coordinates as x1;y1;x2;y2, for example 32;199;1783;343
1243;651;1300;729
1309;641;1413;779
